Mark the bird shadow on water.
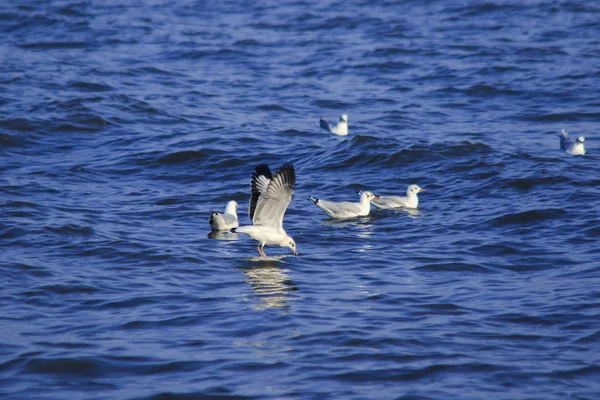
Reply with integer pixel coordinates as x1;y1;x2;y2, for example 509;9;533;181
237;261;298;310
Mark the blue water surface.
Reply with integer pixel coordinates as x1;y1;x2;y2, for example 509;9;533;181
1;1;600;399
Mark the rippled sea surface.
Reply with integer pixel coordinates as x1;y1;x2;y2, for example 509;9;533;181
2;1;600;399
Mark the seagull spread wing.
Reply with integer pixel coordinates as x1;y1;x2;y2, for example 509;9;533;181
249;164;273;222
320;118;332;132
250;164;295;230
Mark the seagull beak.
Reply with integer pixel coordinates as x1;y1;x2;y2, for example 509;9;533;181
373;195;380;199
419;188;425;193
292;249;298;256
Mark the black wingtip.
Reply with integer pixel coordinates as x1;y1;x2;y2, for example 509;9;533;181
308;195;319;204
253;164;273;180
230;227;237;233
277;163;296;189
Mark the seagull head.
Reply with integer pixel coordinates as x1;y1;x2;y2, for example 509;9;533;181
407;185;425;196
285;236;298;256
558;129;568;138
340;114;348;123
576;136;585;143
361;191;379;201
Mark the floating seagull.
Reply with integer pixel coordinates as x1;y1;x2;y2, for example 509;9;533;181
558;129;585;155
308;191;378;219
209;200;239;232
235;164;298;257
369;185;425;209
319;114;348;136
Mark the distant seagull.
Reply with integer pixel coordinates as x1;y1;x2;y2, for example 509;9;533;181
319;114;348;136
209;200;239;232
308;191;378;219
558;129;585;155
235;164;298;257
369;185;425;209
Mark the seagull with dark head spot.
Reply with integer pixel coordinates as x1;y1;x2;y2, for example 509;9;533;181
319;113;348;136
558;129;585;155
209;200;239;232
235;164;298;257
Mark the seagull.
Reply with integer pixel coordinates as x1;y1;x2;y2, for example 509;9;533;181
558;129;585;155
209;200;239;232
319;114;348;136
235;164;298;257
308;191;378;219
369;185;425;209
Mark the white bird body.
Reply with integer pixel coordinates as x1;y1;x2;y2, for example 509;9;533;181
236;225;292;248
209;200;239;231
236;164;297;257
319;114;348;136
371;185;424;209
558;129;585;155
309;191;378;219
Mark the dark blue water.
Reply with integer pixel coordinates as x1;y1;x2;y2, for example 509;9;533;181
2;1;600;399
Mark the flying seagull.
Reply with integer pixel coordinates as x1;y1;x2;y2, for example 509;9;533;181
236;164;298;257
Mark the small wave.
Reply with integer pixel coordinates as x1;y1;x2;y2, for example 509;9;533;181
56;6;89;18
1;200;40;209
470;243;521;256
365;47;420;57
256;104;292;112
489;208;566;227
517;46;568;56
0;132;21;147
18;41;89;50
413;262;495;273
44;224;95;236
233;39;262;47
36;283;98;295
135;391;252;400
155;150;208;165
496;176;566;190
518;112;600;122
0;118;39;132
69;81;114;92
160;48;250;61
465;84;522;97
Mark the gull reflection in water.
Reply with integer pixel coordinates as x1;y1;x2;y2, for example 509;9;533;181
396;208;421;218
321;216;374;239
239;258;297;310
207;230;239;241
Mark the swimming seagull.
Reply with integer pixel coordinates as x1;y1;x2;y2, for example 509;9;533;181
558;129;585;155
209;200;239;232
369;185;425;209
319;114;348;136
308;191;378;219
235;164;298;257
